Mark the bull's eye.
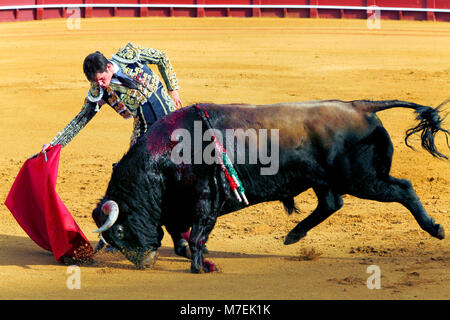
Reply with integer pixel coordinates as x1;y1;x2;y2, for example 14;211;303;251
114;225;125;240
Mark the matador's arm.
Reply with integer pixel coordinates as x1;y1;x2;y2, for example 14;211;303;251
50;98;100;147
134;45;180;92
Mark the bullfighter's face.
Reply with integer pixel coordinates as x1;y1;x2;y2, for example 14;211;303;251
94;63;114;88
92;200;160;269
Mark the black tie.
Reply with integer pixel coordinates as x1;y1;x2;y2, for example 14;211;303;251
113;74;138;90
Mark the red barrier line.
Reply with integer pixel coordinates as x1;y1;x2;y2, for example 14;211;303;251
0;4;449;13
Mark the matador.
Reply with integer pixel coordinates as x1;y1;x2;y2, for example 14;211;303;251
44;42;182;150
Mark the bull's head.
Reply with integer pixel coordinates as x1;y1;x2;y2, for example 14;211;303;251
92;200;160;269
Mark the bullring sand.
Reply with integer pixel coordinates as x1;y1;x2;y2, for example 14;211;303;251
0;17;449;299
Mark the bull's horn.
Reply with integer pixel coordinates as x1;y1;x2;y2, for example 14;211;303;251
93;200;119;233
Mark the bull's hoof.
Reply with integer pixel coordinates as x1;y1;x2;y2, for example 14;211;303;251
135;251;159;269
190;260;219;273
434;224;445;240
284;229;307;245
190;264;201;273
174;239;191;259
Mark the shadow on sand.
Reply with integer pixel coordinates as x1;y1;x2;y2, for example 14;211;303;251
0;233;304;271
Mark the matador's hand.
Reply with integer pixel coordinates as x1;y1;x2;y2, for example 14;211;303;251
41;144;51;154
168;90;183;110
28;143;51;160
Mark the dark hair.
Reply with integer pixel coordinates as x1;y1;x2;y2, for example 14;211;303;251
83;51;109;81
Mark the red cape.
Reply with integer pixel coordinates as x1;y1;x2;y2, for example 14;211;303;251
4;145;93;263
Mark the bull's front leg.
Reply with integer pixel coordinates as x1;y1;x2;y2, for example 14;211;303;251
190;215;218;273
167;229;191;258
189;179;219;273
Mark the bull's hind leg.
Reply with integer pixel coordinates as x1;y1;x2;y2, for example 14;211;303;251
284;187;343;245
345;123;443;239
352;176;445;240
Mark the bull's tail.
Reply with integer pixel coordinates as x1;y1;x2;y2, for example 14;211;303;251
354;99;450;159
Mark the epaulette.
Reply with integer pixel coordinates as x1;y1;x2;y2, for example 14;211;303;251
111;42;140;64
86;82;104;103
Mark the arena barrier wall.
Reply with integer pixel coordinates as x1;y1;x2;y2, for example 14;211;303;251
0;1;449;23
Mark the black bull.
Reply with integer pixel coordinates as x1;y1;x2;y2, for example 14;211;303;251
92;100;448;273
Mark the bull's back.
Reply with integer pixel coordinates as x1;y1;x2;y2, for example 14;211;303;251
144;100;374;161
201;101;371;150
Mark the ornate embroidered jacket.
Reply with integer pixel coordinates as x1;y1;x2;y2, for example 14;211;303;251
50;43;179;147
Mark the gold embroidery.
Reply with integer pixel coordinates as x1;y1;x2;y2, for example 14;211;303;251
116;43;179;91
109;83;128;94
113;101;132;119
105;86;133;119
136;45;179;91
120;92;142;111
87;83;104;102
112;43;140;64
107;92;119;106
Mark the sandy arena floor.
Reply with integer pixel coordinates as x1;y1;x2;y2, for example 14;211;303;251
0;17;449;300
